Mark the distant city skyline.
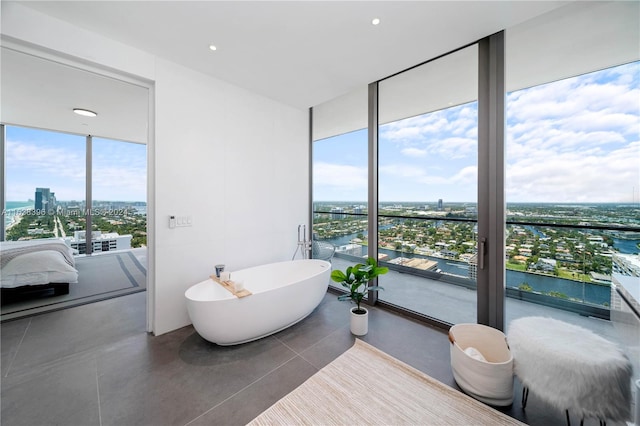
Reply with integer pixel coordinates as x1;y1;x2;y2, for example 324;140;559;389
314;61;640;203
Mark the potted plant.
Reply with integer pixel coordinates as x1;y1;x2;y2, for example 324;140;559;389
331;257;388;336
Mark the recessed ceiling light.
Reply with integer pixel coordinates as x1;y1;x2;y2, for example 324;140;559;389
209;44;217;51
372;18;380;25
73;108;97;117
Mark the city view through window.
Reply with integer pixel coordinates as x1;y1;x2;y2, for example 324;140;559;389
3;127;147;255
313;61;640;320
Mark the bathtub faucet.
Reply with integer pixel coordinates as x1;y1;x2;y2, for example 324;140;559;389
292;224;312;260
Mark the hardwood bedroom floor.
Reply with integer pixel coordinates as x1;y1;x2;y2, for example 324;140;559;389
0;291;625;426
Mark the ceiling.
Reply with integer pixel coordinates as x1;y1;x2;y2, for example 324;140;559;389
3;1;638;144
7;1;571;110
1;47;150;144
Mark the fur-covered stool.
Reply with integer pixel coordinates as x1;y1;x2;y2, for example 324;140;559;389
507;316;632;425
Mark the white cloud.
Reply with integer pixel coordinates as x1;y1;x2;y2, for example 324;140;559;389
380;163;475;187
6;139;147;201
401;147;427;157
506;66;640;189
313;162;367;191
450;166;477;184
93;166;147;201
380;164;430;180
7;140;85;181
380;104;477;149
429;137;477;159
381;115;449;141
506;141;640;203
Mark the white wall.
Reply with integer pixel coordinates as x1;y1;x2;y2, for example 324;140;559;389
1;3;309;335
153;59;308;334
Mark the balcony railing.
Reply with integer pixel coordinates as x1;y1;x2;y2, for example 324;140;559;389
314;209;640;321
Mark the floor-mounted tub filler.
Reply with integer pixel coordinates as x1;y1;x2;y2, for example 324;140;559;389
185;259;331;345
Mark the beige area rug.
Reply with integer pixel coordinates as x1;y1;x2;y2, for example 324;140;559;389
249;339;525;426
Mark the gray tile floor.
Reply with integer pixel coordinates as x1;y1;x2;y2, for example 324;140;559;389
0;290;627;426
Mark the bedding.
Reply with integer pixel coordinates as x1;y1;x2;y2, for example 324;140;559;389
0;239;78;288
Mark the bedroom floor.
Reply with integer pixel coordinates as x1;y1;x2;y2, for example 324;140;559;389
0;291;626;426
1;248;147;321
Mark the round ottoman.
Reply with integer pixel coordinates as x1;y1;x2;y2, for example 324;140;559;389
507;316;632;424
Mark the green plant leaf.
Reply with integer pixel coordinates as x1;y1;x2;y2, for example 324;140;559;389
334;257;388;306
373;266;389;275
330;270;347;282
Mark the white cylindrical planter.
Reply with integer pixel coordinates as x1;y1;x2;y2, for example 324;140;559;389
350;307;368;336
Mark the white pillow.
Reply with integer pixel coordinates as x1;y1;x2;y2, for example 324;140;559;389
464;346;487;362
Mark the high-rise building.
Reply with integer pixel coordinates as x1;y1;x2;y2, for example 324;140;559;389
35;187;53;212
437;199;443;210
331;207;345;220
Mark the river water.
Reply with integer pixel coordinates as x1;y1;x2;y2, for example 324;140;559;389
325;232;612;306
614;238;640;254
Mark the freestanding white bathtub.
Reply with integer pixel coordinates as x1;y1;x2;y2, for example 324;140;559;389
185;259;331;345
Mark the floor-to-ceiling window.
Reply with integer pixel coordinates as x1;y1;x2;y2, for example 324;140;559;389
503;1;640;382
504;63;639;323
311;2;639;341
377;45;479;324
92;137;147;253
312;87;368;290
3;128;147;256
4;126;86;242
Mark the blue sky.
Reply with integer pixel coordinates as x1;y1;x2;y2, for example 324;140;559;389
5;62;639;204
5;128;146;202
314;61;640;203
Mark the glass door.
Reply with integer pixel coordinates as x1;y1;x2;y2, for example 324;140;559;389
377;45;479;324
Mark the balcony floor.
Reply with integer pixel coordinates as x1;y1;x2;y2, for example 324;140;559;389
331;257;616;334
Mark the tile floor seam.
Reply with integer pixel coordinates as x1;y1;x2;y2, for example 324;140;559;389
181;352;303;426
297;323;350;366
94;354;103;426
5;345;99;381
4;317;31;378
273;335;303;357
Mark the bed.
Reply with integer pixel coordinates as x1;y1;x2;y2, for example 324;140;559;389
1;239;78;304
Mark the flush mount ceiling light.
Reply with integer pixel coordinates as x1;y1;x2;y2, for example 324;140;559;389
209;44;217;51
73;108;97;117
372;18;381;25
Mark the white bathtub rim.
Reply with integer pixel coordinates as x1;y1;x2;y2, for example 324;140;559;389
185;259;331;302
